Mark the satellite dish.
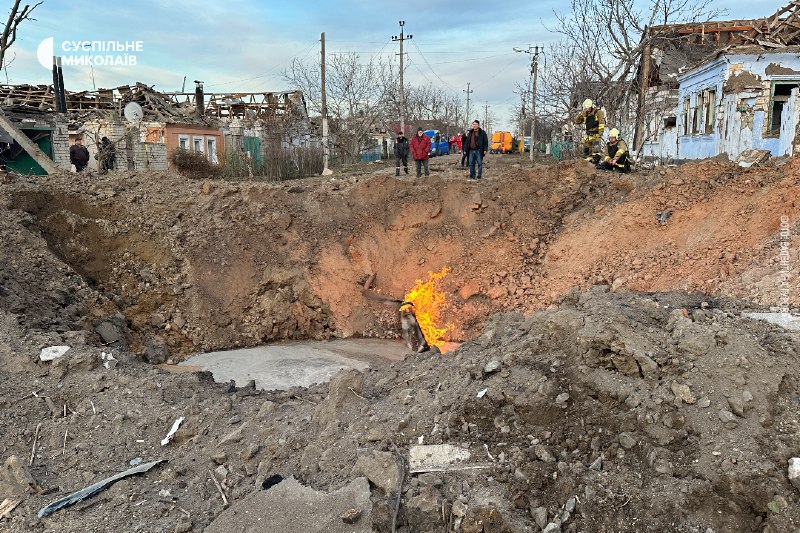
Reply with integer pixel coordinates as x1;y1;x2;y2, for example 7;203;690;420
124;102;143;122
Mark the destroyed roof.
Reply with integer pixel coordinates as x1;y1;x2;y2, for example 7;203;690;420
641;1;800;88
677;44;800;79
0;82;308;126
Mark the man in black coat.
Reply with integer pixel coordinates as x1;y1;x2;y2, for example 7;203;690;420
394;130;409;176
69;137;90;172
464;120;488;179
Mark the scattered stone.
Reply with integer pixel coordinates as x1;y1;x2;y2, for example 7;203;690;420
555;392;570;405
218;424;245;446
340;507;362;524
671;382;696;404
531;506;548;529
534;445;556;463
351;451;400;493
697;396;711;408
484;359;501;374
788;458;800;490
618;433;637;450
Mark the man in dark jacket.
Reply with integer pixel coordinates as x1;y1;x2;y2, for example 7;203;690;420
409;127;431;177
464;120;488;179
97;136;116;173
394;130;409;176
69;137;90;172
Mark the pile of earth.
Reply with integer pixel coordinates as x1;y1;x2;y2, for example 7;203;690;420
2;287;800;532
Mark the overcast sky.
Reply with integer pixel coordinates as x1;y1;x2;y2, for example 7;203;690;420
5;0;791;130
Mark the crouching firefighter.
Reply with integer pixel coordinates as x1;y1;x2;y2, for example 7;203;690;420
574;98;605;163
596;128;631;173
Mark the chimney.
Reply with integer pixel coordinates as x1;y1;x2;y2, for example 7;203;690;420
52;56;61;112
56;57;67;112
195;80;204;117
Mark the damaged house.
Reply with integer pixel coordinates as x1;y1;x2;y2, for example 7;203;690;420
0;81;311;174
631;1;800;162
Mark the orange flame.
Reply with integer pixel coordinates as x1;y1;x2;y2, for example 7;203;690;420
403;267;453;349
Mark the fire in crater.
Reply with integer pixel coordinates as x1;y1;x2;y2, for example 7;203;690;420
402;267;453;349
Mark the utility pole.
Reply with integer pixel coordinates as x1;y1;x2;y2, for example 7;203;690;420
530;45;540;162
513;45;541;161
484;101;488;133
392;21;412;135
321;32;332;175
463;82;472;127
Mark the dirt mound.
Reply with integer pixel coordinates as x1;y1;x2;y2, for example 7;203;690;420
1;154;800;532
2;288;799;532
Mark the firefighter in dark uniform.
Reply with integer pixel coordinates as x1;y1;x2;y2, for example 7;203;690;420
574;98;605;162
596;128;631;173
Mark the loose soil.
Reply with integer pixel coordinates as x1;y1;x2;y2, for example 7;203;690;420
1;153;799;532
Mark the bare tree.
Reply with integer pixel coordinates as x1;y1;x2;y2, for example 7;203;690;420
0;1;42;71
283;52;396;163
542;0;724;130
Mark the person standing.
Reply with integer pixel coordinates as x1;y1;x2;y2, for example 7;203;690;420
70;137;90;173
97;136;116;173
409;127;431;177
460;129;469;167
574;98;606;162
394;130;409;176
464;120;488;179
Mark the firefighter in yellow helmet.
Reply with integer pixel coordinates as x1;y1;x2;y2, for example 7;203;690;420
596;128;631;173
574;98;605;162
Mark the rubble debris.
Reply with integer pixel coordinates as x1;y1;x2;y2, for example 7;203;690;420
737;149;771;168
37;460;165;518
160;417;186;446
409;444;472;473
39;345;69;361
0;498;21;520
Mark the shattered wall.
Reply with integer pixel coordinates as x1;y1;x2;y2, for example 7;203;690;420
638;88;680;162
677;51;800;161
82;120;168;171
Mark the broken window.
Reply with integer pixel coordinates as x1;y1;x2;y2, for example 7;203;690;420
691;95;699;135
682;96;690;135
178;134;189;150
206;137;218;163
768;81;800;135
192;136;204;153
664;116;677;128
704;89;716;134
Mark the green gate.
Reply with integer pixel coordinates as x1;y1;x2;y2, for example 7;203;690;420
243;136;262;163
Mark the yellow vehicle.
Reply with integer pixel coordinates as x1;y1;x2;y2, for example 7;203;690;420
489;131;516;154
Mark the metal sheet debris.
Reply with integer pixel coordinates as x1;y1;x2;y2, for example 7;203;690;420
37;460;165;518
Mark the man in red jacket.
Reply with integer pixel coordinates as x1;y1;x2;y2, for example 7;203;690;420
409;127;431;177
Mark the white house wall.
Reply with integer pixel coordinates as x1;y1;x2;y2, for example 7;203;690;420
677;51;800;160
638;89;679;162
676;59;727;160
779;88;800;156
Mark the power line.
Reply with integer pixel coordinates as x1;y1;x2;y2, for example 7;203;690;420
205;40;319;89
410;40;459;91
